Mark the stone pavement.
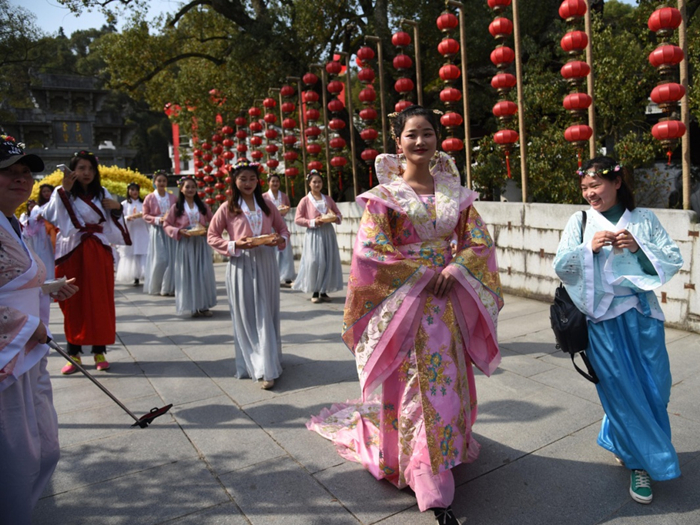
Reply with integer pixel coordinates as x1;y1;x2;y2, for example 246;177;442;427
33;263;700;525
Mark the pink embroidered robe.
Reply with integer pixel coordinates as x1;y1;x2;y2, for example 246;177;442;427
207;201;289;255
143;191;177;226
294;194;342;228
308;153;503;488
163;203;213;241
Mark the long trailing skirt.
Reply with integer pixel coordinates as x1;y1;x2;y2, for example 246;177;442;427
143;224;176;295
226;245;282;381
172;235;217;316
55;236;116;345
277;239;296;283
23;228;55;281
587;308;680;481
292;222;343;294
0;356;60;524
115;251;145;283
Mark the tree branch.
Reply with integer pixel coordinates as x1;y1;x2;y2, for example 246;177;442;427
120;52;225;90
167;0;212;27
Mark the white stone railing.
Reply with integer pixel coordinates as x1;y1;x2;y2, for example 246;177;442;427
285;201;700;334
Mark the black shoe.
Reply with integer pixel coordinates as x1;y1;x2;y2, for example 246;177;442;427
432;506;462;525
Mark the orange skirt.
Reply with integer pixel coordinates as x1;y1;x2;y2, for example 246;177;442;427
56;236;116;346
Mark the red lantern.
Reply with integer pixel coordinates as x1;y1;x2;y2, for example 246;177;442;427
251;150;264;160
308;160;324;171
215;194;227;202
359;108;378;121
223;151;234;160
330;137;347;149
212;145;223;155
329;118;346;130
648;45;684;68
561;31;589;53
648;7;682;32
491;73;517;90
264;129;278;140
394;78;415;93
211;134;222;143
360;128;379;142
234;117;247;127
489;17;513;39
201;142;212;150
193;149;203;157
326;61;342;75
438;38;460;57
306;143;322;155
305;108;320;121
250;121;263;133
250;136;263;146
440;88;462;103
248;107;261;118
222;125;234;135
494;129;519;145
439;64;461;82
331;156;347;168
490;46;515;67
225;177;232;184
441;112;463;127
280;85;295;97
436;12;458;32
393;54;413;70
361;149;379;162
302;91;320;103
282;118;297;129
442;138;464;152
214;182;225;190
564;124;593;143
327;80;344;94
194;159;204;169
267;159;279;169
205;197;215;205
650;83;686;104
281;102;295;113
285;167;299;177
263;97;276;108
265;144;279;154
204;186;215;194
303;72;318;85
651;120;686;141
213;158;224;167
395;100;414;112
392;31;411;47
203;165;214;173
563;92;593;111
264;113;277;124
284;151;298;162
304;126;321;137
223;138;234;148
559;0;587;20
328;98;344;113
357;46;375;62
283;135;297;146
359;87;377;103
358;68;375;84
560;61;591;79
492;100;518;118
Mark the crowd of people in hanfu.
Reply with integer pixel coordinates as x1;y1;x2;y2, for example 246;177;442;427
0;104;686;525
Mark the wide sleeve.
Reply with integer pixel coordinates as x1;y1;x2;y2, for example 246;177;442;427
201;204;214;226
342;199;435;399
142;194;158;225
42;186;80;238
294;197;313;228
282;193;291;207
0;305;41;393
327;196;343;224
163;204;181;240
270;206;289;250
207;206;233;256
444;205;504;376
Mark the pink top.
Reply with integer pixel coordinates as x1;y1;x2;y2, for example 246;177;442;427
294;193;342;229
163;201;213;241
208;199;289;256
266;189;291;208
143;192;177;225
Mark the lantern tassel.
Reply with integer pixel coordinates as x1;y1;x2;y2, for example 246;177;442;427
291;180;295;198
338;172;343;192
505;151;512;179
369;166;373;187
577;149;582;169
667;149;672;166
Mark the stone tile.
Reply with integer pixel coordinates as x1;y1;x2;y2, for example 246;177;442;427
140;359;225;405
163;502;247;525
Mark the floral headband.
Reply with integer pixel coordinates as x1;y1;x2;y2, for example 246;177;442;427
233;159;261;173
576;164;622;177
177;175;195;186
74;150;99;161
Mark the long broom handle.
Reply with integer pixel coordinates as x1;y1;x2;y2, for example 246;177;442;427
47;338;141;423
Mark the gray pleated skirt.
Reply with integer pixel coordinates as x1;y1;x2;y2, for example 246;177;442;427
173;235;217;316
143;224;176;295
226;245;283;381
277;240;296;282
292;223;343;294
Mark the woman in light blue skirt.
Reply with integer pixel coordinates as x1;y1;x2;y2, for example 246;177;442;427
142;171;177;295
292;170;343;303
265;173;295;285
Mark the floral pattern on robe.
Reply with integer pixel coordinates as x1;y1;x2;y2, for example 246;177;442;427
309;153;503;487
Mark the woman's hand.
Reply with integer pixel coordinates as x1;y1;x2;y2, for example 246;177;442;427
179;229;191;238
102;198;121;210
51;278;79;301
62;169;78;192
613;229;640;253
235;238;255;249
426;269;456;299
31;322;48;345
591;230;616;254
268;233;284;247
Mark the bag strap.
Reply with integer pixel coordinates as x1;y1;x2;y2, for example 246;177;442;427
581;210;587;242
571;351;599;384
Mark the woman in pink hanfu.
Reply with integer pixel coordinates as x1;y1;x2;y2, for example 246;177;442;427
307;106;503;525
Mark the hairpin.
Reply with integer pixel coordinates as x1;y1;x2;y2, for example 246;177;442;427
576;164;622;177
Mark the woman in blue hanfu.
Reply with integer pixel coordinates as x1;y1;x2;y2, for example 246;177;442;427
553;156;684;506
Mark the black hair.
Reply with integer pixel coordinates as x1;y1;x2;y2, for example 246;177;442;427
581;156;636;211
68;151;104;200
392;105;441;143
227;165;271;216
126;183;142;203
306;169;323;184
153;171;169;185
268;173;281;182
38;183;55;206
175;177;208;217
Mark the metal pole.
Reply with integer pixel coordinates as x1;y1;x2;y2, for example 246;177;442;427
400;19;423;106
678;0;690;210
447;0;473;188
311;64;333;193
275;88;289;195
365;36;389;153
287;76;308;194
336;51;358;198
512;0;528;202
584;0;597;159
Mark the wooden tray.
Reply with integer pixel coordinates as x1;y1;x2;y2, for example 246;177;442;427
247;234;276;246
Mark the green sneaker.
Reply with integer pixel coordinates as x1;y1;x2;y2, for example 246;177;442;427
629;469;653;504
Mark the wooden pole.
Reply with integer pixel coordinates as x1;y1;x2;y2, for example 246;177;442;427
678;0;690;210
584;0;597;159
365;36;389;153
512;0;528;202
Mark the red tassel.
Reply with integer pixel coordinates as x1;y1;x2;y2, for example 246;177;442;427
369;166;373;187
291;180;295;198
667;149;672;165
338;172;343;191
505;151;512;179
577;150;582;168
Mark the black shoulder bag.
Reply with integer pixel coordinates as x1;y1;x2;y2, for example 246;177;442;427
550;211;599;384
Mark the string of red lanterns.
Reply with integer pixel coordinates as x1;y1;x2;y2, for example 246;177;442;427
326;59;348;194
437;9;465;158
303;72;324;176
280;84;300;197
357;45;379;186
487;0;517;177
392;30;415;113
647;3;686;164
263;97;279;184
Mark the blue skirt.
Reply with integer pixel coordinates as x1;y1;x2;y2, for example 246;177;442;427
587;309;680;481
292;223;343;294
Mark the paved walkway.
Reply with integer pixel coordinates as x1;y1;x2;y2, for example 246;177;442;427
34;263;700;525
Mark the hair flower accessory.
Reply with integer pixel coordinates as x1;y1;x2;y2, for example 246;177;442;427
233;158;261;173
177;175;195;186
576;164;623;178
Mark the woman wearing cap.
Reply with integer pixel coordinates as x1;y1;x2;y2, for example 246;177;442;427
0;135;78;523
42;151;131;374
